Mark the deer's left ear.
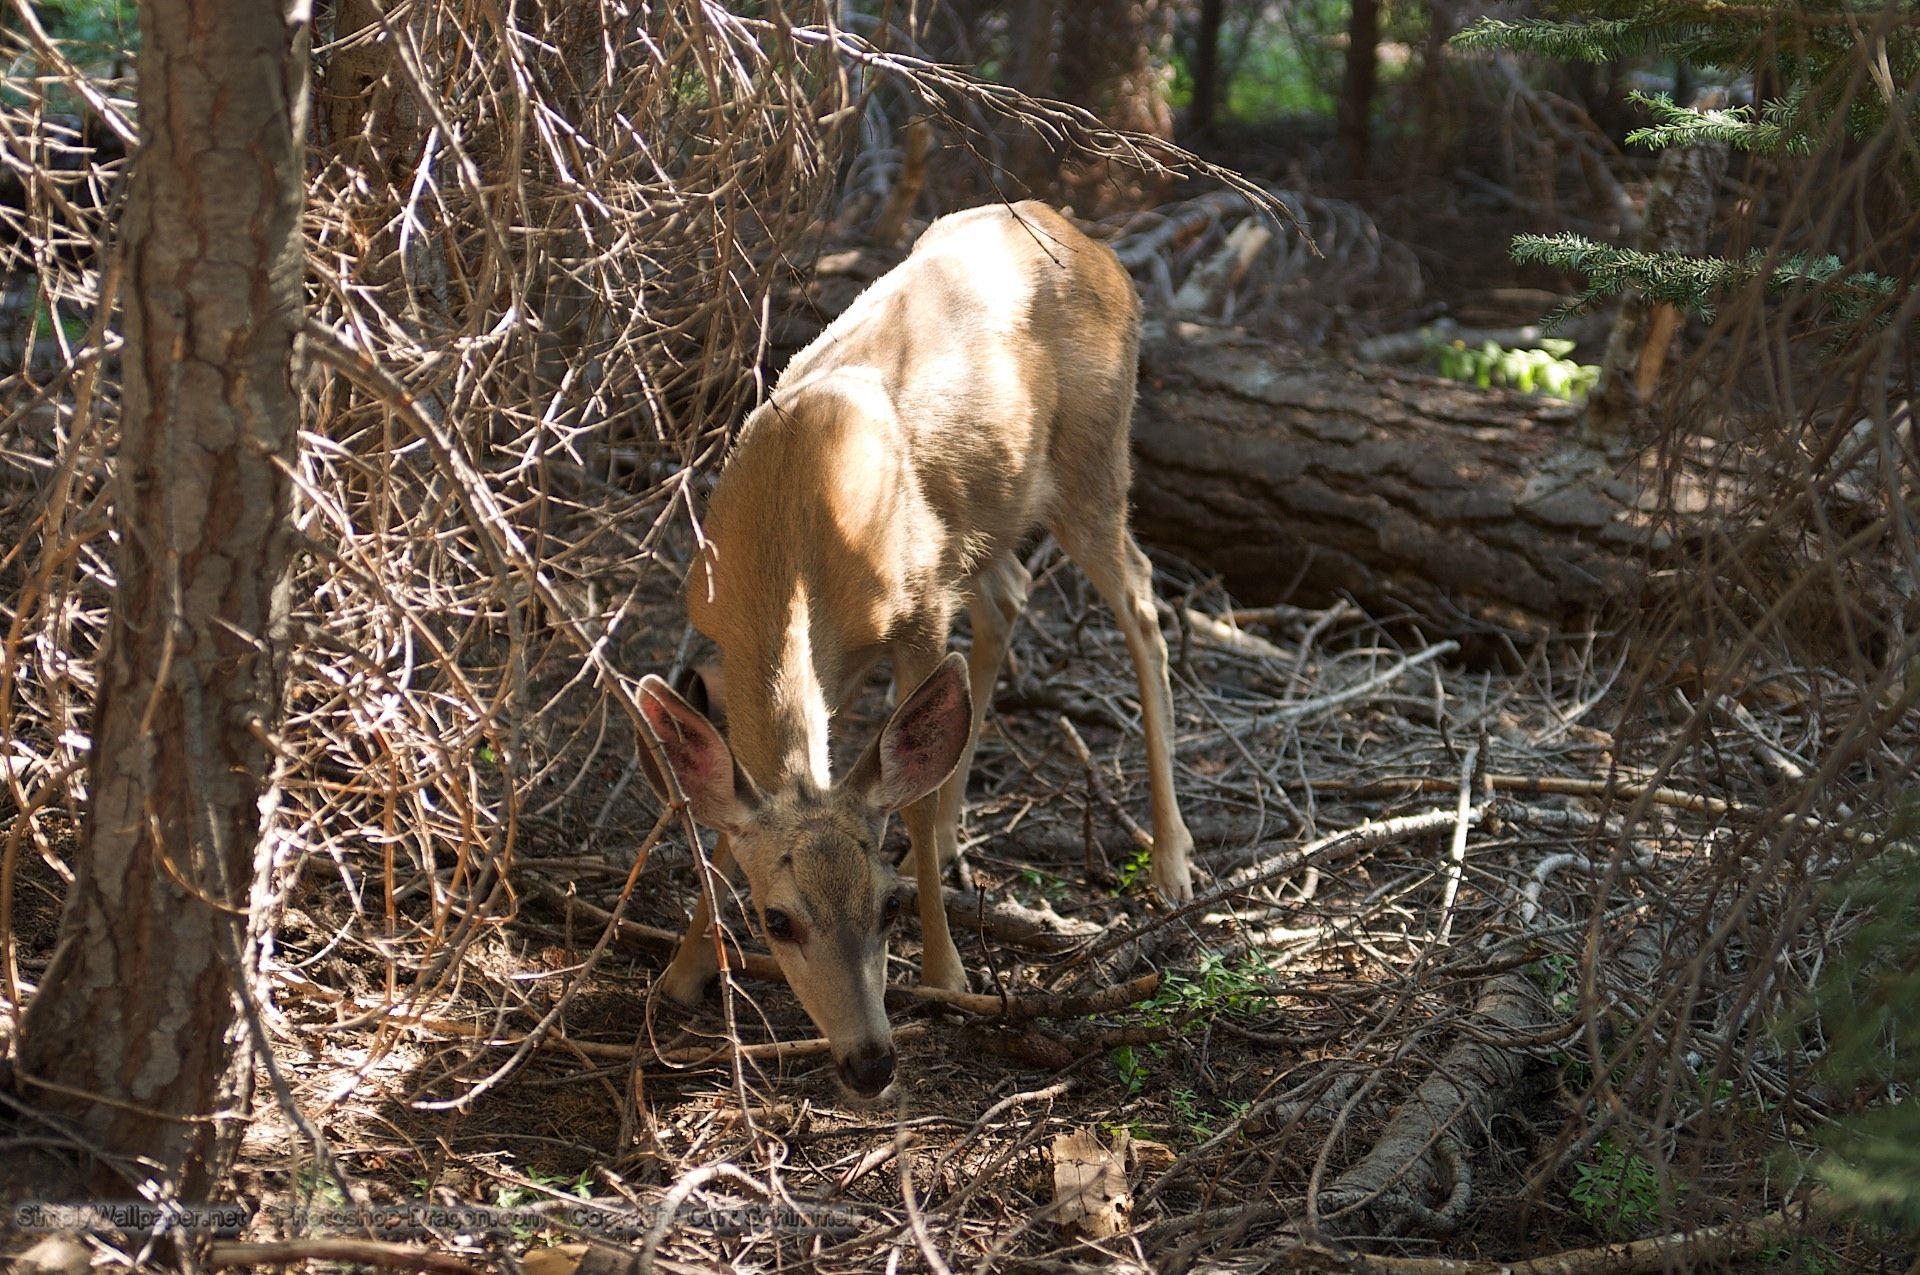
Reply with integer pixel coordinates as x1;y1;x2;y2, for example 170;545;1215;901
637;674;759;832
846;651;972;813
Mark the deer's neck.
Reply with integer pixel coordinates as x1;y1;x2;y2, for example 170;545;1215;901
725;583;833;795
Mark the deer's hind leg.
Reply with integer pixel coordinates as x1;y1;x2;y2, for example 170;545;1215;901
1047;398;1196;901
660;833;738;1004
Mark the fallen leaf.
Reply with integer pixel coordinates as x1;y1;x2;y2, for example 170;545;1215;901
1051;1127;1132;1238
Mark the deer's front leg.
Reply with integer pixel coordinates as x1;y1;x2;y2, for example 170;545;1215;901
892;641;968;993
659;832;736;1005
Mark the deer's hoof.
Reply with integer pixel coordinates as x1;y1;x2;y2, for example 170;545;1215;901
658;956;717;1007
1152;837;1195;904
921;955;970;995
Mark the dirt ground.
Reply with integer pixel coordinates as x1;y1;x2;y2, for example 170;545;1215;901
3;537;1875;1272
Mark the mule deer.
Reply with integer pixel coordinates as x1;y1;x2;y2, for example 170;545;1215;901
636;201;1194;1095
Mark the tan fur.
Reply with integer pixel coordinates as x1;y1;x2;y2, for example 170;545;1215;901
657;202;1195;1088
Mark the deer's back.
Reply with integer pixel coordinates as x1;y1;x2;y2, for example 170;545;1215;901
694;203;1139;670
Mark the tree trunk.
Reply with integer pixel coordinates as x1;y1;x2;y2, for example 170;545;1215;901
1007;0;1060;196
1337;0;1380;181
1130;327;1655;633
1187;0;1226;139
1414;0;1459;173
1056;0;1173;214
15;0;307;1201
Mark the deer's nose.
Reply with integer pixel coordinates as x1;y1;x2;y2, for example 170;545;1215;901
839;1043;895;1095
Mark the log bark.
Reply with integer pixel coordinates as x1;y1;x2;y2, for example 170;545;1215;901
1131;325;1658;633
14;0;307;1199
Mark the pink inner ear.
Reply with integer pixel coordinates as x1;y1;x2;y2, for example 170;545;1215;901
882;666;969;794
641;691;731;807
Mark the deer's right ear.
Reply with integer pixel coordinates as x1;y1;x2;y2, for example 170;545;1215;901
638;674;757;832
845;651;973;814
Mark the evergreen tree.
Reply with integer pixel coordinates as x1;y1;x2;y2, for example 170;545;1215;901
1455;1;1917;327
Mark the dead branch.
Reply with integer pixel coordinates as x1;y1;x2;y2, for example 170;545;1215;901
206;1240;479;1274
1283;1187;1826;1273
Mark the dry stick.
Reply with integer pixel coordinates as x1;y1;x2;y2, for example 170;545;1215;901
904;971;1162;1020
643;1023;932;1069
1258;641;1459;724
902;881;1104;953
1303;1188;1826;1274
1436;742;1479;944
528;875;1091;965
206;1240;479;1274
1314;965;1546;1237
1318;771;1750;818
1316;875;1670;1240
1082;806;1476;965
294;967;932;1068
1341;772;1872;847
1054;714;1155;852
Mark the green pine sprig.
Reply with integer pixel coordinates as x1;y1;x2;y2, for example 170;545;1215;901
1623;88;1816;154
1511;234;1900;327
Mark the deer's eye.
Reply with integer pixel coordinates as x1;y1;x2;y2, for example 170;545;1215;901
880;891;903;931
764;909;798;943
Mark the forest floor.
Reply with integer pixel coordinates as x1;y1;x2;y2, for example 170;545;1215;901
5;548;1861;1272
1;151;1893;1271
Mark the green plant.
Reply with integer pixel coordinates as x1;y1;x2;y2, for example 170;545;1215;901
487;1165;594;1240
1531;951;1582;1014
1169;0;1342;122
1759;1238;1842;1274
1017;865;1071;902
1169;1086;1211;1138
1569;1135;1663;1237
1788;801;1920;1233
292;1158;349;1210
32;297;91;347
1114;843;1153;894
1431;336;1600;399
1110;1043;1151;1095
1141;950;1274;1026
27;0;135;49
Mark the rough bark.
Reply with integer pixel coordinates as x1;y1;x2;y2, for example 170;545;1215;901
1131;325;1657;633
15;0;307;1199
1056;0;1173;215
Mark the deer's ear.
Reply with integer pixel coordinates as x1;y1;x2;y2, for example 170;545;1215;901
638;674;757;831
846;652;973;813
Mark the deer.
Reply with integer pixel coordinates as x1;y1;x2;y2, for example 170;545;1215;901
635;201;1195;1096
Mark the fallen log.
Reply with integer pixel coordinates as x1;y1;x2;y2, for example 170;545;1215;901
1131;323;1662;633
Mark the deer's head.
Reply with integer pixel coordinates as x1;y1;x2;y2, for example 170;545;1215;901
636;653;971;1094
